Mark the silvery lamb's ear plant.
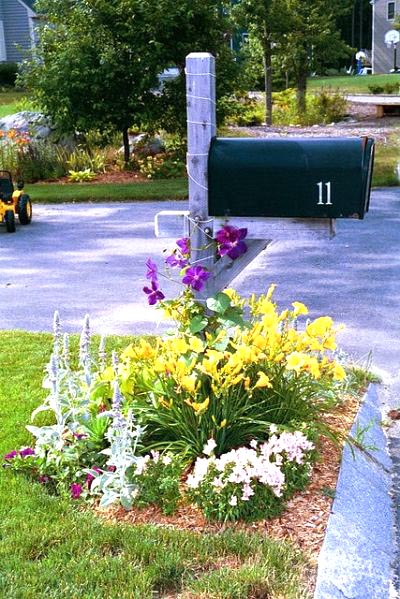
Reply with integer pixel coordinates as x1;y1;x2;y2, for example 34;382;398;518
27;313;97;454
90;380;144;510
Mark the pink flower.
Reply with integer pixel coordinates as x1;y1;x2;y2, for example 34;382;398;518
19;447;35;458
70;483;83;499
4;450;18;461
86;467;101;489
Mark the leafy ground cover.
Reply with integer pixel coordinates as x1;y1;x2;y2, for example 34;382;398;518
0;331;312;599
308;74;400;94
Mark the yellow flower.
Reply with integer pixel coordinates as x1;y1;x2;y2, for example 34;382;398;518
307;316;334;338
292;301;309;316
286;352;307;373
254;371;272;389
332;363;346;381
303;357;321;379
180;374;198;394
188;336;204;354
185;396;210;414
174;337;189;355
220;419;227;428
98;366;115;382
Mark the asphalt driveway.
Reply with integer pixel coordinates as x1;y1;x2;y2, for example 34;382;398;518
0;192;399;380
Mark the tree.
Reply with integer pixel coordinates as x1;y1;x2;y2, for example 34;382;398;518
232;0;291;125
20;0;235;161
279;0;352;113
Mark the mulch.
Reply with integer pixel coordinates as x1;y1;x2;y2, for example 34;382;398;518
93;394;360;594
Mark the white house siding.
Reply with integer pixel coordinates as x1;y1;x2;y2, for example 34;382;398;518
3;0;32;62
372;0;400;73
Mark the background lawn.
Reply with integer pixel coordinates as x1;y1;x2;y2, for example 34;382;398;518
29;178;188;203
308;73;400;94
0;331;312;599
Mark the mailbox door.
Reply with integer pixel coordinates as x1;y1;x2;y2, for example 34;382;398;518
208;137;374;219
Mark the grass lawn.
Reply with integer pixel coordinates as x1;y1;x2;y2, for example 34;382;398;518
373;137;399;187
0;89;27;118
0;331;312;599
30;178;188;203
308;73;400;94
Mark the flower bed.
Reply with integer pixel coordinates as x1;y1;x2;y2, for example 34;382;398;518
4;227;357;526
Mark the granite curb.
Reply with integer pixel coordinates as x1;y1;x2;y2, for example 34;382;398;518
314;384;397;599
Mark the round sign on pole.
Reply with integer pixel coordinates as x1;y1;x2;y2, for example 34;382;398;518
385;29;400;46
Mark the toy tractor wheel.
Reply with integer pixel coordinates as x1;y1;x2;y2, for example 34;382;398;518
5;210;16;233
17;194;32;225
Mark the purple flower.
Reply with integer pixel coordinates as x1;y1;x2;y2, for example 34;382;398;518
73;432;87;441
182;266;211;291
86;467;102;489
38;475;50;485
70;483;83;499
165;253;188;269
143;279;165;305
19;447;35;458
145;258;158;281
4;450;18;461
176;237;190;256
215;225;248;260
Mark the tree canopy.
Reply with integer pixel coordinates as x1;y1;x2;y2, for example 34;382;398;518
22;0;234;159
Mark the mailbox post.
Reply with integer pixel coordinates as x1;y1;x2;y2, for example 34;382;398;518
155;52;374;297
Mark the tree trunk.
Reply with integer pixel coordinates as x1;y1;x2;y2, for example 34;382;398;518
263;38;273;127
122;127;130;166
296;69;307;115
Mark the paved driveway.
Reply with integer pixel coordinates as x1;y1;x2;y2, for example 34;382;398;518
1;192;399;380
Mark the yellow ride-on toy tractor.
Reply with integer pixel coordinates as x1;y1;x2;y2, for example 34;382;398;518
0;171;32;233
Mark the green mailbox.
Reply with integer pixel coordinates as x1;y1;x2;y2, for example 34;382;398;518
208;137;374;219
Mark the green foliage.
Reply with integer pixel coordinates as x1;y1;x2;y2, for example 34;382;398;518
67;148;108;174
68;168;96;182
272;88;347;125
135;154;186;179
133;452;183;515
119;288;346;459
221;93;264;126
368;82;399;95
0;62;18;86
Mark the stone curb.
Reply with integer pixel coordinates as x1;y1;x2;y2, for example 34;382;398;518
314;384;396;599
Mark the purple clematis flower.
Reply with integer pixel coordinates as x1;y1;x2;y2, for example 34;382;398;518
176;237;190;256
143;279;165;305
215;225;248;260
145;258;158;281
38;475;50;485
165;253;188;269
70;482;83;499
182;266;211;291
4;450;18;461
19;447;35;458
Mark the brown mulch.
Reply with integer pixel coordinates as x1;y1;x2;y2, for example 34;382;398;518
41;169;149;185
94;394;360;583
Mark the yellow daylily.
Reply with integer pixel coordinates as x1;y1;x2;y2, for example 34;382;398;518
292;301;309;316
332;363;346;381
180;374;199;394
188;336;204;354
185;396;210;414
307;316;334;338
254;371;273;389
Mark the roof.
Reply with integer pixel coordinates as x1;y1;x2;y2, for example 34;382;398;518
18;0;37;12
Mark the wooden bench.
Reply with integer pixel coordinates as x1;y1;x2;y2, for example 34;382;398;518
346;94;400;118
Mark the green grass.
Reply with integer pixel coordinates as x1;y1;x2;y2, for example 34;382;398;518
29;178;188;203
0;331;312;599
308;73;400;94
0;90;27;117
373;136;400;187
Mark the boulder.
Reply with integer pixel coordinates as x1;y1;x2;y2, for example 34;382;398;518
0;111;74;147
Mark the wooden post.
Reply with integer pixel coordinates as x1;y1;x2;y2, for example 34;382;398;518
186;52;216;282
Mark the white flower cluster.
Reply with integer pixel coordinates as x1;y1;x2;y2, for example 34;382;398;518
186;431;314;504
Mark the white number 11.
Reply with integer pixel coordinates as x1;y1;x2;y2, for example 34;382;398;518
317;181;332;206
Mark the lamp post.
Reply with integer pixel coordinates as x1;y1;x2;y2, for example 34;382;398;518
385;30;400;73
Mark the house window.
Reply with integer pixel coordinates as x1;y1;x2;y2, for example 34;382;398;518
388;2;396;20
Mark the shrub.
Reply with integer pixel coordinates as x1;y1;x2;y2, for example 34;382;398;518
221;93;264;126
368;85;384;95
68;168;96;182
135;154;186;179
273;89;347;126
0;62;18;86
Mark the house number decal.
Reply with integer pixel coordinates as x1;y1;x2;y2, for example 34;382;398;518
317;181;332;206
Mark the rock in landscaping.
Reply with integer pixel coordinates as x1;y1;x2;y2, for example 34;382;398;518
0;111;74;147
